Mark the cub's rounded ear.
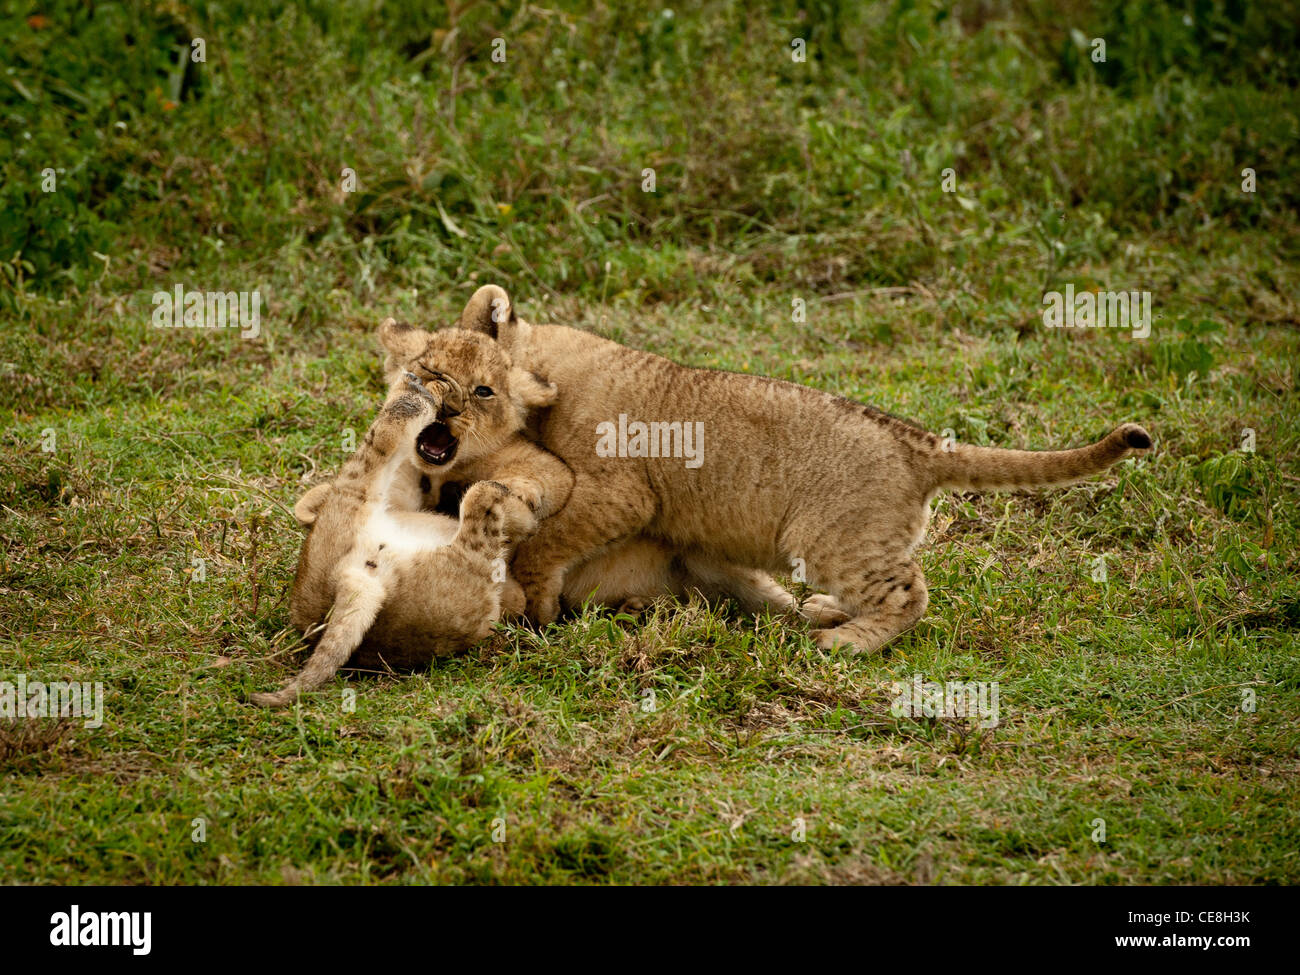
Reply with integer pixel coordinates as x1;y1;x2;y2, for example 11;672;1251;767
293;483;333;527
378;317;428;381
459;285;514;339
511;368;558;408
378;317;428;357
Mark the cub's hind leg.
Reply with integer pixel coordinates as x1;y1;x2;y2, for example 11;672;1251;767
560;536;681;613
808;559;929;655
680;556;851;626
676;555;840;621
251;565;386;707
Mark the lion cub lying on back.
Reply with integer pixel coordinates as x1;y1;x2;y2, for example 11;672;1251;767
386;284;1154;656
251;375;539;707
252;327;572;707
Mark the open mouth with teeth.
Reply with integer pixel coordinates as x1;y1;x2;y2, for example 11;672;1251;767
416;421;459;466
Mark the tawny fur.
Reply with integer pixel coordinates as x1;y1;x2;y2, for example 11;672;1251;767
387;284;1154;655
379;312;842;625
252;327;572;707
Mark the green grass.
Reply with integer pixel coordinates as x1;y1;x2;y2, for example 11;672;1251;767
1;0;1298;884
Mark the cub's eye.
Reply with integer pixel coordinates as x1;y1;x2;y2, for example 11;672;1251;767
474;385;494;398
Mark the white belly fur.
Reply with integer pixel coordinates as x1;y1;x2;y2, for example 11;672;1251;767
360;507;458;556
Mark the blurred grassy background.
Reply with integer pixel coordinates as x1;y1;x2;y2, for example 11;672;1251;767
4;0;1298;313
1;0;1297;884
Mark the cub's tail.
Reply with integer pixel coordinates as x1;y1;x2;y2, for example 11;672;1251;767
250;568;385;707
926;423;1153;493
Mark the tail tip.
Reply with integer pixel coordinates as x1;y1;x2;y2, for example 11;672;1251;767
250;690;291;708
1118;423;1153;451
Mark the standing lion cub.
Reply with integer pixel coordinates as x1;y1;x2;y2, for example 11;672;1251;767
385;284;1154;655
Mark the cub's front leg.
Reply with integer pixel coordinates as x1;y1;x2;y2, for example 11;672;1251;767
511;474;656;624
462;437;575;545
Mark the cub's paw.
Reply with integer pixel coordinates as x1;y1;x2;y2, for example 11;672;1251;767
521;575;563;625
500;577;527;619
460;480;510;517
498;493;539;543
810;623;889;655
810;627;870;654
526;592;561;626
799;593;851;627
615;597;650;616
459;480;513;534
810;628;837;652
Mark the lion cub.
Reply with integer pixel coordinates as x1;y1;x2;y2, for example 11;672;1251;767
385;284;1154;656
251;376;535;706
253;326;573;707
